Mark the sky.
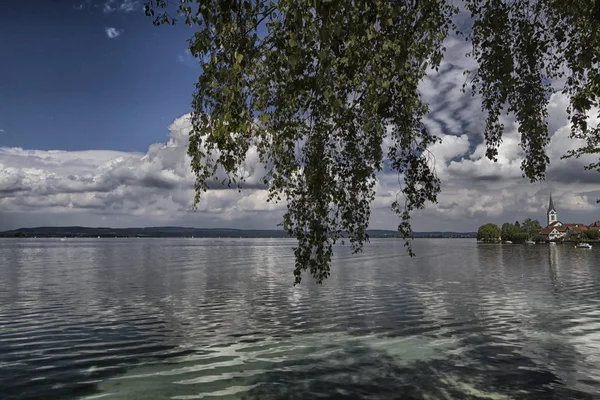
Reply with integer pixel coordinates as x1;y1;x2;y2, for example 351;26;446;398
0;0;599;232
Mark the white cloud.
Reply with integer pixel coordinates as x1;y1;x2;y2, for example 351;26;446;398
177;50;191;63
558;192;598;212
103;0;139;13
119;0;140;12
1;17;599;232
414;94;600;229
73;0;91;10
0;129;4;133
103;2;115;13
401;24;600;230
176;49;199;67
1;96;598;233
0;114;285;230
105;27;123;39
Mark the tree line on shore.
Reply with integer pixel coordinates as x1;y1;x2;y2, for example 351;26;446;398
478;219;600;243
477;219;543;243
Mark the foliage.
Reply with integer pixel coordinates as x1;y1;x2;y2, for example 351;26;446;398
1;232;27;238
464;0;600;182
511;231;530;243
500;218;544;243
531;234;545;243
144;0;600;284
501;222;514;241
501;221;529;243
477;223;501;242
583;229;600;240
522;218;543;237
144;0;455;284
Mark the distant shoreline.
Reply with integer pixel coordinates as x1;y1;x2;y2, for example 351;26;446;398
0;226;477;239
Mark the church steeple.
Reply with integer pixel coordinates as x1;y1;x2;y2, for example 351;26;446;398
547;193;557;225
548;193;556;212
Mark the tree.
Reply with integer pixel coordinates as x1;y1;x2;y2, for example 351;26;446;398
501;222;516;241
522;218;543;238
531;234;545;243
500;222;528;243
143;0;600;284
477;223;501;242
583;229;600;240
511;231;529;243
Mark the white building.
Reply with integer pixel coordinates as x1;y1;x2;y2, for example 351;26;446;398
547;193;557;226
539;194;589;240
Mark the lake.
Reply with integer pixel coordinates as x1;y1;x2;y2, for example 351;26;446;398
0;238;599;400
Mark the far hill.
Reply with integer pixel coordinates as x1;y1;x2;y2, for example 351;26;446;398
0;226;476;239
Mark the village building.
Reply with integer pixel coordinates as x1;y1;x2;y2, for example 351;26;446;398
589;221;600;231
539;194;597;240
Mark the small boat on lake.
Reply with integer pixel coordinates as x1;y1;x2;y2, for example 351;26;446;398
575;242;592;249
525;240;535;245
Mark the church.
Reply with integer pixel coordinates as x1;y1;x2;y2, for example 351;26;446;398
539;194;598;240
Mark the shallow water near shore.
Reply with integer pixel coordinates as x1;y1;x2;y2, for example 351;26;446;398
1;238;599;399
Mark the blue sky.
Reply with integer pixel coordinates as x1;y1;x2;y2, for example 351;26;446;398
1;0;198;152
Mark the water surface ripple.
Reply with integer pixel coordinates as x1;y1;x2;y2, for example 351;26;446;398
1;238;599;399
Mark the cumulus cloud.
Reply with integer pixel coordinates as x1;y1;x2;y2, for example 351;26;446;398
1;93;598;232
407;28;600;230
1;19;599;232
105;27;123;39
0;115;285;231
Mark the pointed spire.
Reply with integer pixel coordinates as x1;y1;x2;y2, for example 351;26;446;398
548;193;556;212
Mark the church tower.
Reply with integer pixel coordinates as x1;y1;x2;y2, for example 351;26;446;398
547;193;557;226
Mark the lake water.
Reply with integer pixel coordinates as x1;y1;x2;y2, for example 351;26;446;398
1;238;599;400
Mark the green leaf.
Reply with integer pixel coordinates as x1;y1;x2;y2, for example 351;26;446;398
143;0;600;284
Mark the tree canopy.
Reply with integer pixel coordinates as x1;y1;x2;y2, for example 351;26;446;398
144;0;600;284
583;229;600;240
521;218;543;238
477;223;501;242
501;222;529;243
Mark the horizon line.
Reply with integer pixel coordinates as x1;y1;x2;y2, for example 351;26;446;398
0;225;477;234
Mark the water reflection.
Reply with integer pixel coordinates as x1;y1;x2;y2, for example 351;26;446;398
0;239;599;399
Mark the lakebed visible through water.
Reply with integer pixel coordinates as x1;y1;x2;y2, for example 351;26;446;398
0;238;599;399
